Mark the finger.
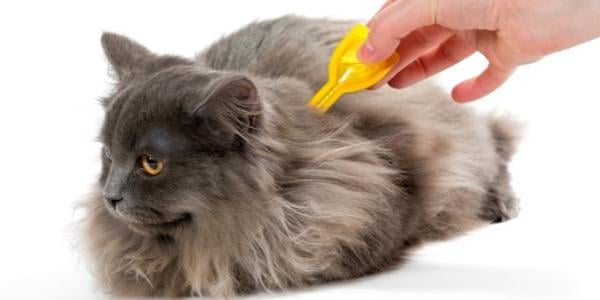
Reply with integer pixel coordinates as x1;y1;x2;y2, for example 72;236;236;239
359;0;438;63
387;35;476;89
367;0;398;27
451;65;515;102
370;25;453;89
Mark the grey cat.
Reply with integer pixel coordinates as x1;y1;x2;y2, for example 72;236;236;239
80;16;520;298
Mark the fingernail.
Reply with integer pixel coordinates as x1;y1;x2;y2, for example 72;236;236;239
358;40;376;63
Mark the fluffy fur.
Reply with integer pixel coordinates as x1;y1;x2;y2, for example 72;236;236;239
80;16;520;298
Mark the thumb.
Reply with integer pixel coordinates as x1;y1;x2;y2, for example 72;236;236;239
359;0;437;63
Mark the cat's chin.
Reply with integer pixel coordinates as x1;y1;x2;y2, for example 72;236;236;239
122;213;192;236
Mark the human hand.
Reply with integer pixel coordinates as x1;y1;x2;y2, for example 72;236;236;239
359;0;600;102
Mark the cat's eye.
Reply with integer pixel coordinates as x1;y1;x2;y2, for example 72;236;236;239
139;155;164;176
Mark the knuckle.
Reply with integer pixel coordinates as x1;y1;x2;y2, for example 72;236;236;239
412;29;431;47
483;0;502;30
429;0;440;24
413;57;430;76
439;43;457;63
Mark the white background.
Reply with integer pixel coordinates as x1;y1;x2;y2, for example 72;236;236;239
0;1;599;299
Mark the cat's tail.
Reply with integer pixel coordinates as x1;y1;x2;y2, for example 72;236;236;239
481;113;524;223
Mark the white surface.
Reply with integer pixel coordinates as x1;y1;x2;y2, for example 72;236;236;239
0;1;598;299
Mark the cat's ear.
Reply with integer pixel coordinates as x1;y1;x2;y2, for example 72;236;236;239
191;75;261;143
101;32;155;81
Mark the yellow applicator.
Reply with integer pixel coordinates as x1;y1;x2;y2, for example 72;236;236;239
308;24;400;113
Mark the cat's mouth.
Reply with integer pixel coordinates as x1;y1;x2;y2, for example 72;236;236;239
115;209;192;234
136;213;192;227
128;214;192;235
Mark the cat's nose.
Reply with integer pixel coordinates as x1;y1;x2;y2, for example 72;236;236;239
104;195;124;209
103;166;129;209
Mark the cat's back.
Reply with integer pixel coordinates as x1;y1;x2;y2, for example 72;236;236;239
197;16;353;89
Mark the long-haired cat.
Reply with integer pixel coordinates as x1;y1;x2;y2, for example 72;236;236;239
80;16;520;298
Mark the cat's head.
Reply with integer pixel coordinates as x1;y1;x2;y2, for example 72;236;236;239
98;33;266;236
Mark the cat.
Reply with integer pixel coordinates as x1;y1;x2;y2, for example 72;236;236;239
80;15;520;298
